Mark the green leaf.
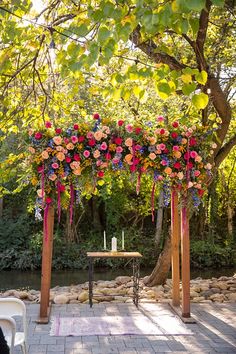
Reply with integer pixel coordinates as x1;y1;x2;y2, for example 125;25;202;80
192;92;209;109
97;26;111;43
103;1;115;17
211;0;224;5
186;0;205;11
182;82;197;95
156;82;171;100
74;24;88;37
195;70;208;85
189;18;199;36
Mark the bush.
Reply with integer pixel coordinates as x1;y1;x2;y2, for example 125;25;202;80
190;240;235;269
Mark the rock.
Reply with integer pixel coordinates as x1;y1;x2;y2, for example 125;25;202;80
227;293;236;302
69;300;80;304
78;291;89;302
115;276;131;284
54;294;69;304
154;291;165;300
217;282;228;290
19;291;29;300
192;296;205;303
209;294;225;302
68;294;78;301
190;290;200;298
218;276;229;281
153;285;165;292
191;286;201;293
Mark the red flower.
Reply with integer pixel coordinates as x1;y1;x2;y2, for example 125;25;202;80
114;137;122;145
73;124;79;130
97;170;104;178
173;162;181;169
164;148;169;154
184;152;190;160
37;166;44;173
187;162;193;169
73;154;80;161
118;120;124;126
172;121;179;128
45;121;52;128
55;128;62;134
64;137;69;144
65;156;71;163
45;197;52;204
105;152;111;160
93;113;100;120
78;136;85;142
130;165;136;172
35;132;42;140
171;132;178;139
189;137;197;146
160;128;165;135
135;127;142;134
59;184;65;192
198;189;205;197
88;139;96;147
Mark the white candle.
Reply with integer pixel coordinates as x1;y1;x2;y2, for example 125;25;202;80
103;231;106;250
122;230;125;249
111;237;117;252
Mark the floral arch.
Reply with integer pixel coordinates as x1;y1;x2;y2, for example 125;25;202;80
27;114;216;322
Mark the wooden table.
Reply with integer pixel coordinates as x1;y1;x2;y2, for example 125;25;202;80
87;252;142;308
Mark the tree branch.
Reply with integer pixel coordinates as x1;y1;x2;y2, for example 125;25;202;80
131;26;187;71
196;0;212;54
215;134;236;167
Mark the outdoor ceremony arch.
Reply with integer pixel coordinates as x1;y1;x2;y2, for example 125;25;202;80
26;114;215;323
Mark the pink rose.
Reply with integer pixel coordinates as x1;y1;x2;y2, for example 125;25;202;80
116;146;123;153
161;160;167;166
157;116;164;122
78;136;85;142
52;162;59;169
87;131;94;139
190;151;197;159
105;152;111;160
83;150;90;158
88;139;96;147
173;145;179;151
73;154;80;161
100;142;108;150
159;143;166;150
194;170;201;177
64;137;69;144
65;156;71;163
71;136;78;144
125;124;133;133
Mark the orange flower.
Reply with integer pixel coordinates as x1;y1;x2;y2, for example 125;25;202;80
56;152;65;161
42;151;49;159
164;167;172;175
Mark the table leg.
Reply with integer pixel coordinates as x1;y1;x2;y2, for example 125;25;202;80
88;258;93;308
132;258;140;307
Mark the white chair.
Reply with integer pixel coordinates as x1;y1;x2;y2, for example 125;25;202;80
0;316;16;354
0;298;28;354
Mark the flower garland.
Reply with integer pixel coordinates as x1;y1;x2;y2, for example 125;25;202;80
27;114;216;224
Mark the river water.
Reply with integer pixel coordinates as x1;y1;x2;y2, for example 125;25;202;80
0;267;235;291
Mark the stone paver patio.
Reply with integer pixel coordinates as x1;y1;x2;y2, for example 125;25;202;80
13;302;236;354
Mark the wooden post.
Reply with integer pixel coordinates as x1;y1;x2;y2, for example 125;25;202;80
171;190;180;307
181;197;190;318
38;205;54;323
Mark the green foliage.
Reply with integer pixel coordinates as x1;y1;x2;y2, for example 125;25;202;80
190;240;235;269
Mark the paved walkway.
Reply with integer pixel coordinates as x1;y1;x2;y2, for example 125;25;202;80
14;302;236;354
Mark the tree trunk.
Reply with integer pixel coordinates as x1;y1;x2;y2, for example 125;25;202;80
0;198;3;218
155;190;164;246
144;230;171;286
227;203;233;239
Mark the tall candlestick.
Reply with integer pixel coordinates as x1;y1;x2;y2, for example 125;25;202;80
103;230;106;250
111;237;117;252
122;230;125;250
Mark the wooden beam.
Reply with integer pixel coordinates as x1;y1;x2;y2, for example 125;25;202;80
181;198;190;318
38;205;54;323
171;190;180;307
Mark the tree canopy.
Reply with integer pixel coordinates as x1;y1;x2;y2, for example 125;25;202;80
0;0;235;193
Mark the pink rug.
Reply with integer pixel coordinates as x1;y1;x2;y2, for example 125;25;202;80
50;315;192;336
